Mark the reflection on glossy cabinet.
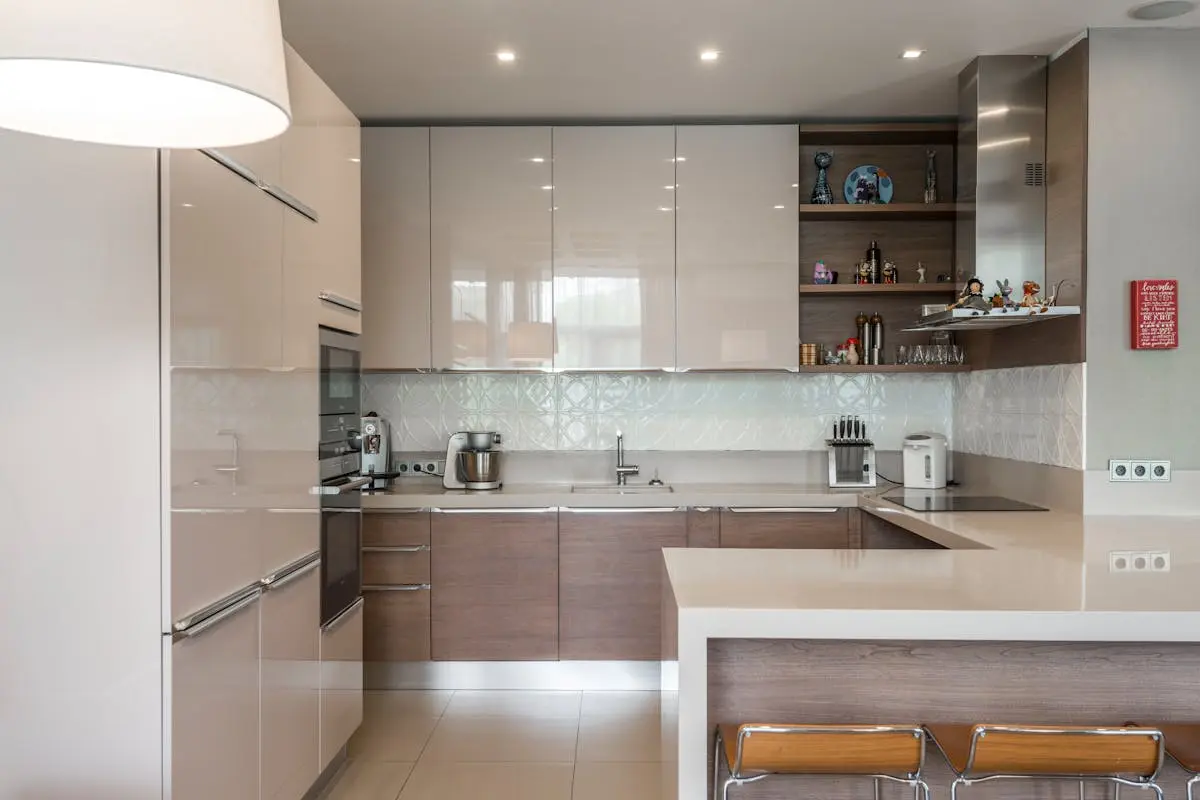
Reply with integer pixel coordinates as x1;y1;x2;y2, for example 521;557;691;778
676;125;799;369
261;564;320;800
431;127;553;369
171;508;259;623
171;594;260;800
362;128;432;370
320;599;364;771
168;149;283;368
552;126;676;369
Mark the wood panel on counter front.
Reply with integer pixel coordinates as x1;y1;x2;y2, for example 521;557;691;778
719;509;849;549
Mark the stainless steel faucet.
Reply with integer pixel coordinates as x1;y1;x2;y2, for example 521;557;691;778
615;432;639;486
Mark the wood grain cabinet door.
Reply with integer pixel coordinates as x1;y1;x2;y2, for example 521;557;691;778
718;508;849;549
431;509;559;660
559;508;687;660
362;511;432;662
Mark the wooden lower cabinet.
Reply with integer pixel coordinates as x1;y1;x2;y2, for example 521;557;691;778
431;509;559;660
718;508;849;549
559;508;687;660
363;588;431;661
362;511;433;662
860;510;944;549
686;507;720;548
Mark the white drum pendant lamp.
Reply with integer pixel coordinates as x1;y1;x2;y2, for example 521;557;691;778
0;0;292;148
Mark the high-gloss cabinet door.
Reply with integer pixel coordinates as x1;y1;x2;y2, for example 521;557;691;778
320;598;364;771
431;127;553;369
171;594;261;800
362;128;432;370
168;148;284;369
676;125;799;369
552;126;676;369
559;508;686;659
261;562;320;800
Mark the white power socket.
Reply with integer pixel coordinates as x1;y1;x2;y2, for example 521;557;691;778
1150;461;1172;482
1108;550;1171;572
1108;459;1171;482
394;459;445;478
1108;460;1131;481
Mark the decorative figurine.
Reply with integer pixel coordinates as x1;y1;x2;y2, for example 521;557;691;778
995;279;1018;310
949;276;992;312
813;260;833;284
851;173;880;204
882;261;898;284
845;338;861;365
924;150;938;205
916;262;928;284
856;260;872;285
811;152;836;205
991;291;1005;308
1043;279;1068;307
1020;280;1042;307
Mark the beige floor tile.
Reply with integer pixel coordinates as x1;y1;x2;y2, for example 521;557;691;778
580;691;662;718
364;690;454;720
571;761;666;800
348;715;442;762
576;713;664;762
420;716;581;762
443;690;582;720
323;760;414;800
398;761;573;800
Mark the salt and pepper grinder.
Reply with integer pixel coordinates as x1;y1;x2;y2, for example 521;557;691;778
866;240;882;285
855;311;871;361
869;311;885;365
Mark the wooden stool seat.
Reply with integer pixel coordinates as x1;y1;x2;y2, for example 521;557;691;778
1131;723;1200;772
713;723;930;800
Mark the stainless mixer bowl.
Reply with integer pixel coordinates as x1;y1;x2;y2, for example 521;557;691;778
465;431;497;450
457;450;502;483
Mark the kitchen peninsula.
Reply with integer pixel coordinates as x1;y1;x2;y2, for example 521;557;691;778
663;496;1200;800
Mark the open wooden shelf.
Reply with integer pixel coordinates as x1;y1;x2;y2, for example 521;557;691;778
799;203;956;221
798;121;959;146
799;283;956;296
793;365;970;373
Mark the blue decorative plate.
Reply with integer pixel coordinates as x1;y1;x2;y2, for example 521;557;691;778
843;164;894;204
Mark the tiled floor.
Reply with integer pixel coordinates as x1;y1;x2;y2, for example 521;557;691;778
320;690;673;800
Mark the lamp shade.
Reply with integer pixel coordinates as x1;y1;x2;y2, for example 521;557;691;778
0;0;292;148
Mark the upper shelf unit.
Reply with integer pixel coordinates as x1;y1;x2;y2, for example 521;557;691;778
798;203;956;221
799;283;957;296
798;122;959;146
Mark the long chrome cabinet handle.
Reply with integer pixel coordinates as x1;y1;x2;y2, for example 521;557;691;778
363;584;431;592
362;545;430;553
323;508;363;515
199;149;319;221
173;590;259;641
263;184;318;221
560;507;685;514
726;507;840;513
263;555;321;591
431;507;556;514
172;583;260;632
318;291;362;313
322;597;365;633
312;477;372;495
366;508;430;514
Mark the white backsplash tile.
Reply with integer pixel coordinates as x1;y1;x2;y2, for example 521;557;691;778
364;372;955;452
953;364;1085;469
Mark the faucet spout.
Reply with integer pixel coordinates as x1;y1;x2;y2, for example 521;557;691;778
615;432;639;486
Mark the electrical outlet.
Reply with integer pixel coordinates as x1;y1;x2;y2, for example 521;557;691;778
1109;460;1132;482
1130;552;1151;571
394;459;445;478
1131;461;1152;481
1150;461;1172;482
1149;551;1172;572
1108;551;1131;572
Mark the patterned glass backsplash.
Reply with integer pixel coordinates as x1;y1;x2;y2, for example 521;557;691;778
362;372;954;452
953;364;1085;469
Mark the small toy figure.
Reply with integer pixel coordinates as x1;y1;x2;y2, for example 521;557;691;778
995;279;1018;310
1021;280;1042;308
949;276;992;312
856;261;872;285
916;263;927;284
882;261;898;284
811;152;835;205
845;338;861;365
813;260;833;284
991;292;1005;308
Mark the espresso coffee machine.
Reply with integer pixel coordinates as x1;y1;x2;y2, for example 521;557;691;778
360;412;394;490
443;431;503;490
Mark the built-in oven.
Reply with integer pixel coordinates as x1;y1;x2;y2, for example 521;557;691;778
320;327;361;417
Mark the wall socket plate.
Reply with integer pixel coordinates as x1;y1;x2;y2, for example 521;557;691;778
1131;460;1151;481
1150;461;1172;482
1109;550;1171;572
1109;459;1171;482
1108;460;1131;481
394;459;444;478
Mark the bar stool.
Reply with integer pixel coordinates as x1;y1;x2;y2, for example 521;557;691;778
712;723;930;800
1130;723;1200;800
924;724;1166;800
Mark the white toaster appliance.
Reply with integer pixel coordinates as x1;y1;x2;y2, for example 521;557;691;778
903;433;948;489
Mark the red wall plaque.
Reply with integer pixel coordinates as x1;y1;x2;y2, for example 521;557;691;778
1131;279;1179;350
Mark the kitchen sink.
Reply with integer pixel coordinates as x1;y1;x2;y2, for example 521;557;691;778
570;484;675;494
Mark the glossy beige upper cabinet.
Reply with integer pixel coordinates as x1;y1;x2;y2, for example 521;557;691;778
362;128;432;370
431;127;553;369
552;127;676;370
281;43;362;359
676;125;799;369
168;149;283;369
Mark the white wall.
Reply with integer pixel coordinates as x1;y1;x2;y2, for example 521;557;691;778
0;132;163;798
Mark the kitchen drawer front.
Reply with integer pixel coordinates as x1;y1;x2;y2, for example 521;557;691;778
362;547;431;585
364;587;432;662
363;510;430;547
718;508;849;549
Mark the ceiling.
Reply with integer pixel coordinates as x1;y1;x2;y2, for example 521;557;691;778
280;0;1196;121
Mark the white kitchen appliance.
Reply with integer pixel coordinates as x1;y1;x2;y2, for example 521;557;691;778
360;411;392;489
443;431;503;491
903;433;948;489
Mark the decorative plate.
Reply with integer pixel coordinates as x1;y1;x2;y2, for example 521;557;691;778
843;165;894;205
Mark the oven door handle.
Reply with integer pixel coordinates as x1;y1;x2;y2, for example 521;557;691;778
312;477;372;495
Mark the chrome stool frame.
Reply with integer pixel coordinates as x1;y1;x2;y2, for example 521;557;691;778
713;724;931;800
929;725;1166;800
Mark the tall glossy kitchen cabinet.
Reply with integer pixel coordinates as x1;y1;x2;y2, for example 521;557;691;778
552;126;676;369
430;127;554;369
362;128;432;370
676;125;799;369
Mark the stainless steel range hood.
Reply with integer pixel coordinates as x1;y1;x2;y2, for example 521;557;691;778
913;55;1079;330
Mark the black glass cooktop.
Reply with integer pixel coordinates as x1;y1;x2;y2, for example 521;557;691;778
884;493;1048;512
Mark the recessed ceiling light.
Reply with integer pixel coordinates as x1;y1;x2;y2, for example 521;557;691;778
791;183;799;188
1129;0;1196;19
348;157;361;163
901;49;926;59
541;185;553;191
700;50;721;62
530;157;545;163
658;206;674;212
671;156;687;163
496;50;517;63
664;185;676;190
181;203;194;208
774;205;786;210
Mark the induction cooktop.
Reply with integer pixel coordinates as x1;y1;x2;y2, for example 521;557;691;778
884;493;1048;512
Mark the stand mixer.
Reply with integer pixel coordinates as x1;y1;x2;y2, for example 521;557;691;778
443;431;503;490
